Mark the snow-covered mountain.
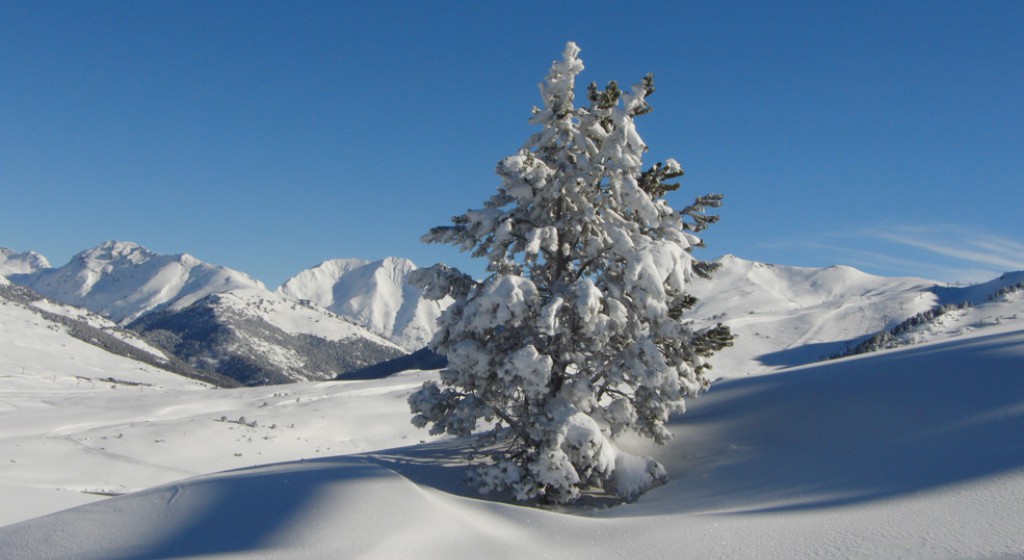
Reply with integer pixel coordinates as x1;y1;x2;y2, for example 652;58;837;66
686;255;940;375
131;288;406;385
277;257;450;351
0;279;230;387
3;242;408;386
834;270;1024;357
933;269;1024;306
7;241;265;324
0;247;50;276
685;255;1024;377
6;241;1021;386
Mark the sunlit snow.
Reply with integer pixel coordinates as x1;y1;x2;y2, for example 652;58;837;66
1;256;1023;558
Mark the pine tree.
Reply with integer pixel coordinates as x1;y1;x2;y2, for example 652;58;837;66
409;42;732;504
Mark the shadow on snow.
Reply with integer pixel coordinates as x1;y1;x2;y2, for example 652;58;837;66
644;330;1024;516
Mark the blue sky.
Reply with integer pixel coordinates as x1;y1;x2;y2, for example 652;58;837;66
2;1;1022;287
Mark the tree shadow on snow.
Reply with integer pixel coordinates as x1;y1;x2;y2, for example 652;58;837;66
1;438;547;559
109;457;391;559
636;330;1024;516
363;438;478;497
755;340;849;368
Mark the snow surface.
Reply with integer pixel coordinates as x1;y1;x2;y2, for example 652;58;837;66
0;296;201;392
1;313;1022;558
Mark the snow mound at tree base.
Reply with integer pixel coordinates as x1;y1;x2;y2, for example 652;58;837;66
2;328;1023;559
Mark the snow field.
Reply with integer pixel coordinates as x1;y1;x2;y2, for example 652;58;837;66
0;372;440;526
1;327;1022;559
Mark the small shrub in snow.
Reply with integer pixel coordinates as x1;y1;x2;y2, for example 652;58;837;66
409;42;732;504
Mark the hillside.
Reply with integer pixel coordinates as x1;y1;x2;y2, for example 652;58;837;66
0;280;232;387
131;288;406;385
688;255;940;376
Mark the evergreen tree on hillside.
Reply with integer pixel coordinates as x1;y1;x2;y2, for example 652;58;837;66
409;42;732;504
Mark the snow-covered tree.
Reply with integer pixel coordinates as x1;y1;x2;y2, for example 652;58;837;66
409;42;732;504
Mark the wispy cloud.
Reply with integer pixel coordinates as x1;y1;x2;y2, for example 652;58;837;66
757;224;1024;283
872;227;1024;271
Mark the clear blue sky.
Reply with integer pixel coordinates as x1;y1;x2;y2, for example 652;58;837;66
3;1;1022;287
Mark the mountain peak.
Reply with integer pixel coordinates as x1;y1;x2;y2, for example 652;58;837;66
178;253;200;267
378;256;416;269
77;241;154;267
0;247;52;276
277;256;447;350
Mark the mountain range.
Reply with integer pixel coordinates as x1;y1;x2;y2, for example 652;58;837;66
3;242;439;385
3;240;1023;386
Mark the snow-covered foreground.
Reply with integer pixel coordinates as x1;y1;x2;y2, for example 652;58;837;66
0;373;432;527
1;322;1022;559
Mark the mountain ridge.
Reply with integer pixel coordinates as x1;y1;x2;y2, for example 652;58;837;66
4;241;1022;385
2;242;410;385
8;241;266;324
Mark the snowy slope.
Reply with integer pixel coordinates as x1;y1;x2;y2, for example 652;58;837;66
131;288;406;385
0;247;50;276
0;293;216;523
28;296;168;361
278;257;450;351
0;287;210;393
837;272;1024;355
1;324;1021;559
0;371;430;526
8;241;265;324
204;288;404;347
933;270;1024;306
0;280;227;387
687;255;940;376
